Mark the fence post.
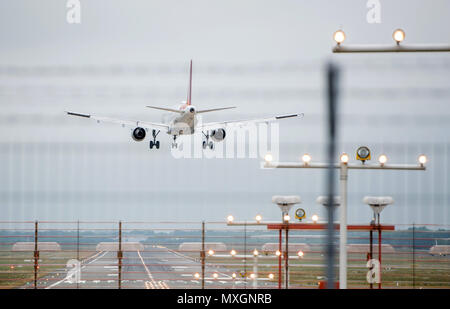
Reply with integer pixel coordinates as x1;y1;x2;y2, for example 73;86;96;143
278;229;282;289
369;227;373;289
378;215;382;289
77;220;80;289
118;221;122;289
201;221;205;289
34;221;39;289
244;221;247;288
412;223;415;288
285;225;289;289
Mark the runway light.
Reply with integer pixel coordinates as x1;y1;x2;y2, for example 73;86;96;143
230;249;237;256
340;153;349;163
297;251;304;258
250;273;256;279
264;153;273;163
393;29;405;44
418;154;427;166
378;154;388;166
194;272;200;279
253;249;259;256
268;273;274;280
10;265;14;270
275;250;281;257
208;249;215;256
333;30;346;45
213;273;218;279
302;153;311;165
227;215;234;223
312;214;319;223
232;273;236;279
255;214;262;223
283;214;290;222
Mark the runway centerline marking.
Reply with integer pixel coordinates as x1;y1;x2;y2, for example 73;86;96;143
137;250;159;288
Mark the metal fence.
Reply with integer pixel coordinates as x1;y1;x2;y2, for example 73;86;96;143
0;221;448;289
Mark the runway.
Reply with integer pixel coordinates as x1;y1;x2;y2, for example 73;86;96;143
29;245;274;289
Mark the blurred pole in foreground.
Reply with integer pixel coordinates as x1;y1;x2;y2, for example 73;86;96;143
326;62;339;289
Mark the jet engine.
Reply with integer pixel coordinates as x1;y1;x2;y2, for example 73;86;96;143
211;128;226;142
132;127;146;141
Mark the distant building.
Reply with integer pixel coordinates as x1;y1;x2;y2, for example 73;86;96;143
261;243;311;255
96;242;144;251
12;242;61;251
178;242;226;253
347;244;395;254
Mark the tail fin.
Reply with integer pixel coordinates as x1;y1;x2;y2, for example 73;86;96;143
186;60;192;105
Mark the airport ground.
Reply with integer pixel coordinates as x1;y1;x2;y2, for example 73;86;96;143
1;246;448;289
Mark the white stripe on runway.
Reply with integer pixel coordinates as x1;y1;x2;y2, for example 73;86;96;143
46;251;108;289
137;250;159;288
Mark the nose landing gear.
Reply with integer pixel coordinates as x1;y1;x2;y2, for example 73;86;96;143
149;130;160;149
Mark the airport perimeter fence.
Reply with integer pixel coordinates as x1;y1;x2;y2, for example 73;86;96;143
0;221;448;289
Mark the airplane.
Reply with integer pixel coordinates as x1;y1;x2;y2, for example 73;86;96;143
66;60;304;150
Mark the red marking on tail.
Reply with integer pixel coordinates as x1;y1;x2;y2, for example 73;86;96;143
186;60;192;105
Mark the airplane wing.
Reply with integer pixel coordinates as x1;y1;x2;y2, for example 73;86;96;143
198;113;304;130
66;111;169;131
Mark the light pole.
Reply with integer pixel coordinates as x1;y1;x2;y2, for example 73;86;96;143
363;196;394;289
262;151;426;288
316;195;343;287
272;195;301;289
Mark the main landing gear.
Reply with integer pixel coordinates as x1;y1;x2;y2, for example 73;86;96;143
171;135;178;149
149;130;160;149
202;131;214;150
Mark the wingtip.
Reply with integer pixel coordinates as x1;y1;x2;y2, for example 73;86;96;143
66;111;91;118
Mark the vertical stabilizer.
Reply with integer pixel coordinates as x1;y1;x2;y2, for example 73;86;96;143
186;60;193;105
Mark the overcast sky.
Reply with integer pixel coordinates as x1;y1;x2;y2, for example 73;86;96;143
0;1;449;226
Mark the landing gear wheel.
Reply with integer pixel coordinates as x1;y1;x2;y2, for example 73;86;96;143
170;135;178;149
202;131;214;150
150;130;160;150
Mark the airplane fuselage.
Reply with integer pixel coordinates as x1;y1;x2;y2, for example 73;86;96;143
167;105;197;136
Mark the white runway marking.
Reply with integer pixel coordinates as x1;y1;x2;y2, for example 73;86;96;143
137;250;159;288
45;251;108;289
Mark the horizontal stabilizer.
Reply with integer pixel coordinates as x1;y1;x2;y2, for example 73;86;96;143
146;106;183;114
197;107;236;114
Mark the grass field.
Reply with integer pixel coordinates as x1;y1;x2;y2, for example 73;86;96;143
0;248;95;289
